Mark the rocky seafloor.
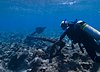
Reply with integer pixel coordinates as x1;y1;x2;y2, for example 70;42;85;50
0;32;100;72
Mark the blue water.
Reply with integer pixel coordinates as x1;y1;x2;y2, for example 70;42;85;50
0;0;100;33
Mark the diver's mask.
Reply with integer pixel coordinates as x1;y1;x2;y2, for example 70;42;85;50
60;20;69;30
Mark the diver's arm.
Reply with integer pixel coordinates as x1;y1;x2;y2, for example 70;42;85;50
60;29;68;41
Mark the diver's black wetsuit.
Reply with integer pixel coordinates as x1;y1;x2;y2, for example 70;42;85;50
60;23;100;63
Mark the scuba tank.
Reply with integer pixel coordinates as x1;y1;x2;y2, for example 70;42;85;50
77;20;100;41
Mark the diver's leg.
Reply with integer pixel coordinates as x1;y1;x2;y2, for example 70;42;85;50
94;56;100;63
82;36;100;63
95;40;100;53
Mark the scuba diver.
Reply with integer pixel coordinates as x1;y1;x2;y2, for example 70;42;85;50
58;19;100;63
